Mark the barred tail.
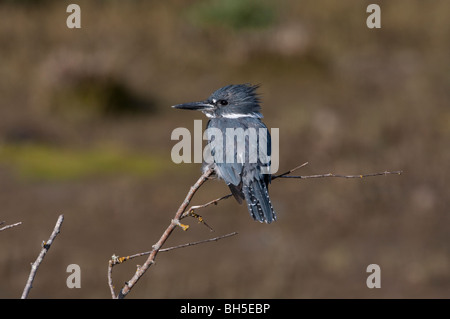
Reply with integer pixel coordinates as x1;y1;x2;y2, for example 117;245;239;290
243;179;276;223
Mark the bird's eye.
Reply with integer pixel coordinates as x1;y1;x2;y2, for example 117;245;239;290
218;99;228;106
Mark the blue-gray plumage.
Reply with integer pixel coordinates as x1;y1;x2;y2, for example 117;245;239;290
172;84;276;223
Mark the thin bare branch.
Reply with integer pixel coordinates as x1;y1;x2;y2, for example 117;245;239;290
272;162;309;180
0;221;22;232
160;231;238;252
21;214;64;299
110;232;238;265
278;170;403;179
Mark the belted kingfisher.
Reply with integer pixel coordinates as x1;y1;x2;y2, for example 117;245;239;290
172;84;276;223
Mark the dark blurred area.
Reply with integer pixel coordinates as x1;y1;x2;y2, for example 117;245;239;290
0;0;449;298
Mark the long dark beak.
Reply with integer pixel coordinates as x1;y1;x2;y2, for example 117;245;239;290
172;100;214;111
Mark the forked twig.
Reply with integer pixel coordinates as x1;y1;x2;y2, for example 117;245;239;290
272;162;310;180
181;193;234;231
182;194;233;220
110;168;214;299
108;231;237;299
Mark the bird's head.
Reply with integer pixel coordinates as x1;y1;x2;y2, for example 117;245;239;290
172;84;262;119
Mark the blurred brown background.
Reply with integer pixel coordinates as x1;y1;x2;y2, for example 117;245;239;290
0;0;449;298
